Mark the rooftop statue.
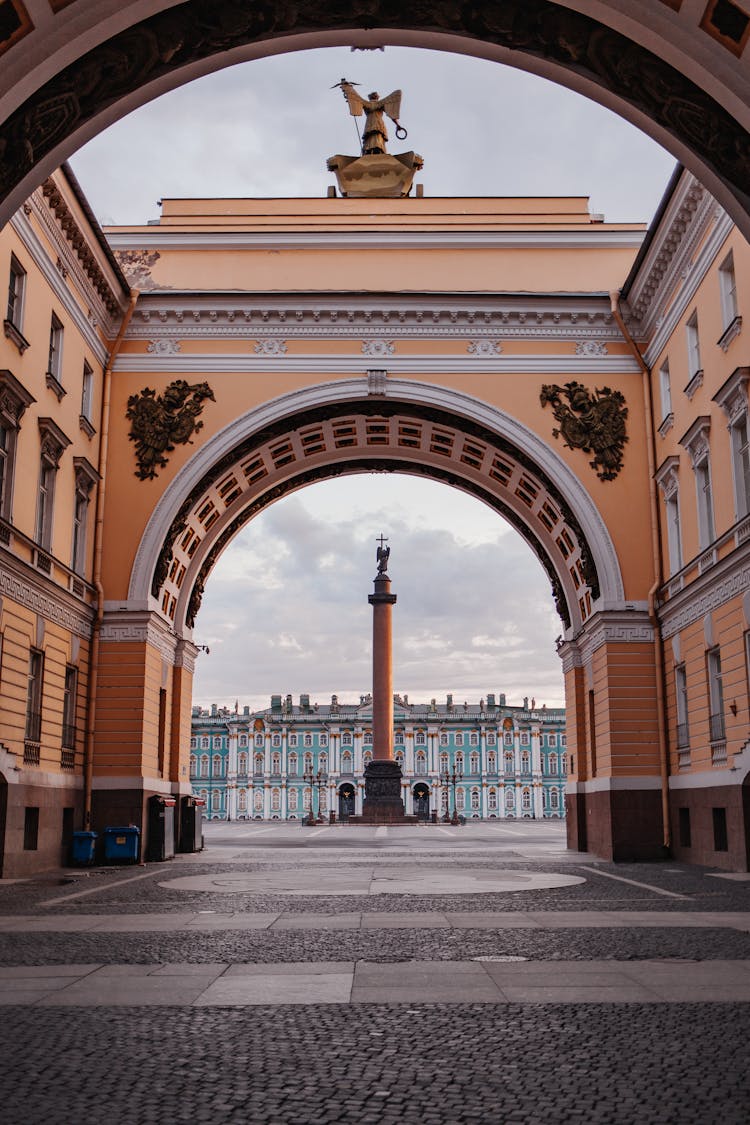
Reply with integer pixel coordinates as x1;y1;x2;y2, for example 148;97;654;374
335;81;407;156
327;79;423;199
376;533;390;575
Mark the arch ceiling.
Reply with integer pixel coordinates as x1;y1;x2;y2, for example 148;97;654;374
1;2;750;234
129;380;625;639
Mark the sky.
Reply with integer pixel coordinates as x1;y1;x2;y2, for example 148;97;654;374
69;45;677;713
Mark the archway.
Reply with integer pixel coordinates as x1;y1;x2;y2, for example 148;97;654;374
1;3;750;235
413;783;430;821
338;783;356;821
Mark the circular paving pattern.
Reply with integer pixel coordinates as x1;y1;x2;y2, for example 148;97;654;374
159;868;586;897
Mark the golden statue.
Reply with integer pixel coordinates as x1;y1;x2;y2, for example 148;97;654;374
335;81;407;155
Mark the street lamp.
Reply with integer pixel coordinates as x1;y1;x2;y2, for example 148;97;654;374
303;766;327;826
441;768;463;825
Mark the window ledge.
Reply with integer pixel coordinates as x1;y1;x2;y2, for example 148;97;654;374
684;369;704;400
79;414;96;439
3;319;30;354
718;315;742;353
45;371;66;402
658;412;674;438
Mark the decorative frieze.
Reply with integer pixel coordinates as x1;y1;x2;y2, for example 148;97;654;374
147;339;181;355
0;558;93;639
253;338;287;356
362;339;394;357
574;341;608;357
467;340;502;356
100;609;179;664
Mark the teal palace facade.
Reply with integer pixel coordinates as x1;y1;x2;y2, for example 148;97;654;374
190;693;567;821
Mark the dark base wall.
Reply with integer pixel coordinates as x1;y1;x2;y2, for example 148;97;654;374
670;782;750;871
566;786;667;862
0;778;82;878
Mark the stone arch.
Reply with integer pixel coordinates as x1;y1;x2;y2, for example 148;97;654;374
128;378;625;637
2;3;750;235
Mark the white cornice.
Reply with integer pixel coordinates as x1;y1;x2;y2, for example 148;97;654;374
112;353;641;375
107;229;645;252
659;537;750;639
642;211;734;367
10;210;110;366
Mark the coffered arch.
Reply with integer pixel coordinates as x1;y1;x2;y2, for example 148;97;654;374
129;378;625;638
2;2;750;235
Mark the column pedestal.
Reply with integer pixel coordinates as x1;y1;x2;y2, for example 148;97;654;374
362;759;405;821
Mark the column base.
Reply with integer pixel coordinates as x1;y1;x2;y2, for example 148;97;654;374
361;759;406;822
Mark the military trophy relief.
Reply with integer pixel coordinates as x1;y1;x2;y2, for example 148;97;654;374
126;379;216;480
540;381;628;482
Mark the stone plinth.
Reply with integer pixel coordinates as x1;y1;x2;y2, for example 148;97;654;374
327;152;423;198
362;759;405;821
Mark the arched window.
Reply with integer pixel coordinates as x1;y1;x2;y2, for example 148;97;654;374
363;730;372;745
213;735;222;748
550;753;558;775
505;788;514;809
212;790;221;811
455;732;464;746
288;788;298;811
319;752;328;774
486;732;496;746
238;734;248;748
212;755;222;777
504;751;514;773
521;750;530;772
303;787;311;811
487;750;497;773
254;753;264;774
470;751;479;773
238;789;247;811
520;732;530;746
271;733;281;748
456;788;465;810
363;750;373;766
288;733;298;748
304;733;312;747
238;751;248;775
455;751;464;771
415;731;426;746
254;733;264;748
319;789;328;812
395;749;404;767
439;751;449;772
439;733;448;746
199;789;208;804
271;752;281;775
200;756;209;777
522;788;532;810
341;750;352;773
271;788;281;811
303;751;313;771
469;733;478;747
488;787;498;811
504;732;513;746
394;731;404;745
254;790;263;812
190;737;196;749
342;732;352;746
189;755;196;775
551;788;560;809
288;752;298;776
319;733;328;747
471;787;480;810
201;736;209;749
415;751;427;775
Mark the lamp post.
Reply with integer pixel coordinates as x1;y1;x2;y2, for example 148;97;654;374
442;768;463;825
303;766;326;825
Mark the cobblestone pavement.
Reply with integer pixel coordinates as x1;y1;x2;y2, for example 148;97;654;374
1;822;749;1124
1;1003;749;1125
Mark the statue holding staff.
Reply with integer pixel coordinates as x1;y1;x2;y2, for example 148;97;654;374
333;80;407;155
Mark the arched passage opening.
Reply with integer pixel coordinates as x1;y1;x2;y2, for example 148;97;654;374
1;2;750;234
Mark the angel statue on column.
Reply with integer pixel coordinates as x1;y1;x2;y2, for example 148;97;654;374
334;80;407;155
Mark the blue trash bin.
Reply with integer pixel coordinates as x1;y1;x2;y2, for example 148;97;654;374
103;825;140;864
71;830;98;866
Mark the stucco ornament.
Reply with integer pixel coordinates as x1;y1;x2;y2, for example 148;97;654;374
126;379;215;481
540;381;628;481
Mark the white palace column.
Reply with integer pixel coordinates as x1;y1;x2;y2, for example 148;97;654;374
226;726;238;820
263;730;271;820
531;724;544;819
281;728;288;819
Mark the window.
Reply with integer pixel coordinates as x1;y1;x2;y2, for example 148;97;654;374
157;688;167;776
304;733;312;747
363;730;372;745
36;418;71;552
469;732;478;746
470;787;480;810
238;789;247;811
254;733;264;748
486;732;496;746
200;736;209;749
288;788;298;811
665;490;683;574
25;648;44;745
288;752;298;776
707;647;725;743
551;788;560;810
730;412;750;520
80;360;94;428
520;732;529;746
521;788;532;811
213;735;222;748
271;752;281;775
238;734;248;748
470;751;479;773
212;755;222;777
395;749;404;767
254;753;264;773
487;750;497;772
271;788;281;811
439;751;449;772
189;755;197;775
340;750;352;773
319;752;328;773
455;751;464;771
7;255;26;329
23;807;39;850
439;733;448;746
200;756;209;777
659;359;672;421
549;753;558;775
319;733;328;747
342;732;352;746
504;732;513;746
238;751;248;775
0;419;18;520
415;731;426;746
288;733;298;747
271;733;281;747
504;751;514;773
62;665;77;750
521;750;530;772
505;788;514;809
675;664;689;752
415;751;426;775
488;788;498;811
46;313;64;394
363;750;372;766
394;731;403;745
212;791;220;811
455;732;464;746
686;311;701;376
695;455;715;549
303;751;313;771
456;788;465;810
719;251;739;329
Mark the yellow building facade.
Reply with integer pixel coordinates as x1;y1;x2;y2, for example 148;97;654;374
2;165;750;873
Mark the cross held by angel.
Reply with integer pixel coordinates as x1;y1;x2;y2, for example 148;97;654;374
334;80;407;155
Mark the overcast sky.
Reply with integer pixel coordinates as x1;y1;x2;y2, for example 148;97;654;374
69;46;676;712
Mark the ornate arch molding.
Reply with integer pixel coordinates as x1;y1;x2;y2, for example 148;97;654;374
1;2;750;233
128;378;625;637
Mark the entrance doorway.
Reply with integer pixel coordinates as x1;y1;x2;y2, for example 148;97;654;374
338;784;356;822
413;783;430;822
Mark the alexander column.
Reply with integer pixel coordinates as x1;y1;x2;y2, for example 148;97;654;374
362;535;405;820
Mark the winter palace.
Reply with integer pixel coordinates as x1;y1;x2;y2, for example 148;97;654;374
190;694;567;822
